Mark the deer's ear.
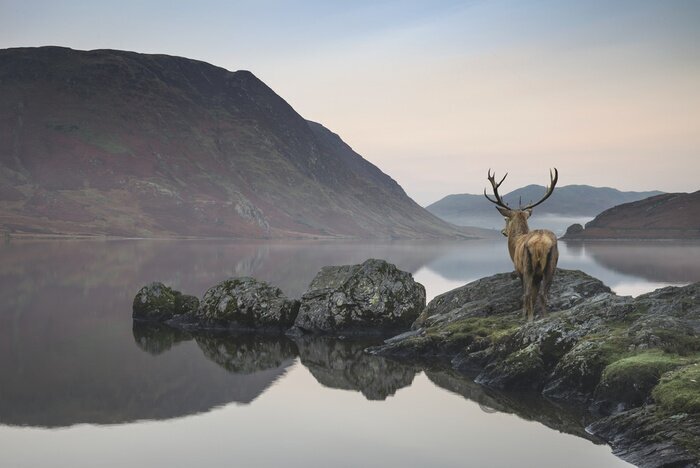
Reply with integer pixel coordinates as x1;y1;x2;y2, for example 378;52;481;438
523;208;533;218
496;206;512;217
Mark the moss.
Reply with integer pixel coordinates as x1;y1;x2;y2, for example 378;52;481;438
597;351;695;407
652;363;700;414
603;351;689;382
435;316;519;343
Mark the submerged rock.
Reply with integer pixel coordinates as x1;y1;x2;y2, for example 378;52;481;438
132;282;199;322
293;258;425;335
195;277;300;332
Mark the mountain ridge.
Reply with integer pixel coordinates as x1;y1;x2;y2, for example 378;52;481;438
0;46;479;239
426;184;664;230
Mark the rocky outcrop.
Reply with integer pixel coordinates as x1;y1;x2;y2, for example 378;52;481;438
132;282;199;322
292;259;426;335
564;223;584;237
562;191;700;240
195;277;300;332
371;270;700;468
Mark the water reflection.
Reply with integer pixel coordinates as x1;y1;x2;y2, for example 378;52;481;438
425;367;598;442
294;336;417;400
195;333;297;374
0;238;698;431
572;241;700;283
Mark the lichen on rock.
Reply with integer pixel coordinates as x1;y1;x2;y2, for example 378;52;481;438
132;282;199;322
196;277;300;332
292;258;425;335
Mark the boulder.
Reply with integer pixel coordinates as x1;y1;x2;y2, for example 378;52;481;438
132;282;199;322
195;277;300;332
293;259;426;335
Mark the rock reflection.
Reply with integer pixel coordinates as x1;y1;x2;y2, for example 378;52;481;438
133;322;192;355
295;336;418;400
195;333;297;374
425;367;601;442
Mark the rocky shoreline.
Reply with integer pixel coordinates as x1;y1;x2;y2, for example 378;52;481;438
134;261;699;468
369;270;700;468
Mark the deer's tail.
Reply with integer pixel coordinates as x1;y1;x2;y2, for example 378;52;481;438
526;235;555;279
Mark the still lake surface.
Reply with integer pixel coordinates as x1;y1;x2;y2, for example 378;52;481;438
1;238;700;467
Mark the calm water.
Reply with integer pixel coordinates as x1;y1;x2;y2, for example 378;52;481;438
1;238;699;467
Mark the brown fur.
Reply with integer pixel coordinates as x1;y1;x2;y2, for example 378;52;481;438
499;208;559;321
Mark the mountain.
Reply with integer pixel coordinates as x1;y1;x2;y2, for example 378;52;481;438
426;185;663;231
0;46;476;239
562;191;700;240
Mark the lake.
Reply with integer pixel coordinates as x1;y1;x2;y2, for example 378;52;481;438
1;238;699;467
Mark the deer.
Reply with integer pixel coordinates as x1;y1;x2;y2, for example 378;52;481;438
484;168;559;321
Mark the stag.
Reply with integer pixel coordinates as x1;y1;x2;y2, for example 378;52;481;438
484;169;559;321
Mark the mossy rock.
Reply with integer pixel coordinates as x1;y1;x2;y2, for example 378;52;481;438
476;343;545;389
294;259;425;335
132;282;199;321
544;340;618;401
197;277;299;331
595;351;691;410
652;363;700;414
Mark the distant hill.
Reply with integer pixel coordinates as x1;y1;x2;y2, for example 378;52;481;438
0;46;476;239
562;192;700;240
426;185;663;231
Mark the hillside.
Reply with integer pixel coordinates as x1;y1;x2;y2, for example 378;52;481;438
427;185;662;230
0;46;473;239
562;192;700;240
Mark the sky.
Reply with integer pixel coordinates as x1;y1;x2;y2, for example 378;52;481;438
1;0;699;205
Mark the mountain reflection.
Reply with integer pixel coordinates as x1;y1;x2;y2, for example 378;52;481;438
574;241;700;283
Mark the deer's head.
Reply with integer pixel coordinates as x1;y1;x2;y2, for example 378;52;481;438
484;168;558;238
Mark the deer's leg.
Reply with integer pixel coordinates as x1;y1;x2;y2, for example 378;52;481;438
529;279;541;321
521;281;530;319
540;276;552;317
539;246;558;318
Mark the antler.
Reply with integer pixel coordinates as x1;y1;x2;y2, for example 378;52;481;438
484;169;512;210
520;168;558;210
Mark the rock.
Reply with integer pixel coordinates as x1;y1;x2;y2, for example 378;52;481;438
587;406;700;468
372;271;700;467
196;277;300;332
293;259;425;335
412;269;610;329
132;282;199;322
